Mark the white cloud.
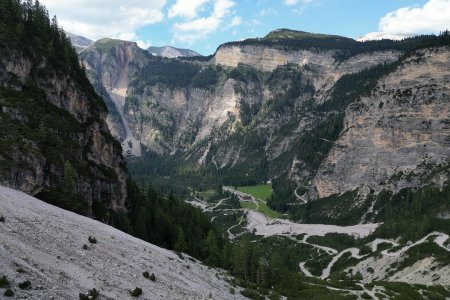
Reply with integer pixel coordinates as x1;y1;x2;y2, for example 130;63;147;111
172;0;235;44
282;0;314;15
259;8;277;17
283;0;313;6
136;40;152;49
39;0;166;41
168;0;210;20
359;0;450;41
229;16;242;27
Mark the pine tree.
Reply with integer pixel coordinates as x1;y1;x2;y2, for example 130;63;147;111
63;160;75;193
205;229;221;267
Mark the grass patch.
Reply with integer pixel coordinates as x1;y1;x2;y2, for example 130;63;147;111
237;184;272;201
236;184;282;218
94;38;123;50
256;199;282;218
240;202;258;210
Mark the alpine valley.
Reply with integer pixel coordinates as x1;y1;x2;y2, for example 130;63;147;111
0;0;450;299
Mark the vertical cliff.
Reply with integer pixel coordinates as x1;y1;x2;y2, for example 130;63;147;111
311;46;450;199
80;39;149;157
0;1;128;219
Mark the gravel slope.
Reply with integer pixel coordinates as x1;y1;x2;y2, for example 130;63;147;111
0;186;245;299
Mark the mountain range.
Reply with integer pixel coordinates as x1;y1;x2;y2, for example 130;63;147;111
80;29;450;221
147;45;201;58
1;1;449;298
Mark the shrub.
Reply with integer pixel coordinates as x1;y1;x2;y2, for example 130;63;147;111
143;271;149;279
129;287;142;297
0;275;10;288
88;236;97;244
241;288;264;300
16;268;24;273
79;294;89;300
0;215;4;222
18;280;31;289
79;288;100;300
82;244;88;250
3;289;13;297
149;273;156;282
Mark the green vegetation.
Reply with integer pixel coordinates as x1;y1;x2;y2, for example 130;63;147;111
3;289;13;297
240;201;257;210
224;29;450;62
289;190;367;225
307;234;358;252
0;275;10;288
237;184;272;201
94;38;123;50
18;280;31;290
127;180;217;259
235;184;282;218
79;288;99;300
264;29;340;41
0;0;125;220
129;287;143;297
142;271;156;281
191;66;221;89
132;57;200;90
255;199;282;218
372;182;450;242
88;236;97;244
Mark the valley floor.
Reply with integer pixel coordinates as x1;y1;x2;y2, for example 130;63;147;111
189;187;450;291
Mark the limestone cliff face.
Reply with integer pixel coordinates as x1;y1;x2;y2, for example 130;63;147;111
126;79;241;155
81;39;148;157
120;45;400;162
311;47;450;199
214;45;401;102
0;49;128;216
80;33;445;198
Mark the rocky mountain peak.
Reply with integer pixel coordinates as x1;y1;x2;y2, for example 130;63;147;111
66;32;94;52
147;45;201;58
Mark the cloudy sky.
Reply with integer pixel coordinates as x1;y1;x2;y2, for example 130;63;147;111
39;0;450;55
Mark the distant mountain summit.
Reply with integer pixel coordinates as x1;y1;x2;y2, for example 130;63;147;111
147;45;201;58
66;32;94;52
263;28;346;40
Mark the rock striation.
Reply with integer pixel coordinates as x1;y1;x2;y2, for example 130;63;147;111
0;47;128;216
312;47;450;198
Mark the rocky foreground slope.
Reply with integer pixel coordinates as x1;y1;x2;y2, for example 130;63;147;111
0;186;245;299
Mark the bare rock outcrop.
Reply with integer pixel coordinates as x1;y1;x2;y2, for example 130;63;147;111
311;47;450;199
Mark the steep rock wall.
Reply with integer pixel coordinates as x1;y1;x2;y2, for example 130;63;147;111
0;50;128;216
312;47;450;199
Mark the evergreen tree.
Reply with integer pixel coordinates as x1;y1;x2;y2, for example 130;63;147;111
63;160;75;193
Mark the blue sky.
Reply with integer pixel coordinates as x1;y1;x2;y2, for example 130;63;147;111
40;0;450;55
